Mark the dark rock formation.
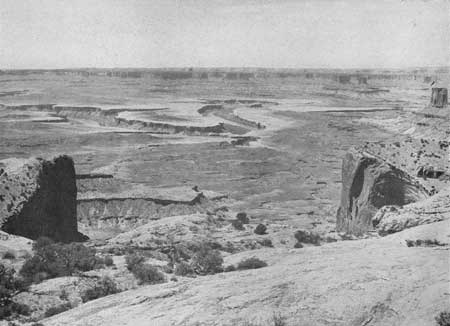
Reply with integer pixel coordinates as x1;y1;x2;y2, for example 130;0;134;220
336;149;429;235
430;88;448;108
0;155;83;242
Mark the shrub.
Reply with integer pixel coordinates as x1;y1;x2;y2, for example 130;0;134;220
124;253;166;284
191;245;223;275
104;256;114;267
81;277;120;302
174;262;194;276
294;230;320;245
132;264;166;285
436;311;450;326
125;254;146;271
236;212;250;224
231;219;244;230
237;257;268;270
259;238;273;247
20;240;104;283
294;242;304;249
406;239;446;247
2;251;16;260
224;265;236;272
0;263;29;319
254;224;267;235
271;312;287;326
44;302;71;317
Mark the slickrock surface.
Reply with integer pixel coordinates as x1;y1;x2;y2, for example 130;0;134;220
336;149;429;235
42;220;449;326
0;155;82;242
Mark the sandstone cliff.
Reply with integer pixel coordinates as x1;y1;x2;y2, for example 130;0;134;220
336;149;429;235
0;155;83;242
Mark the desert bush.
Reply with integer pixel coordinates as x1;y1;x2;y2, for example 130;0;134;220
81;277;120;302
124;253;166;284
237;257;268;270
406;239;446;247
254;224;267;235
132;264;166;285
236;212;250;224
191;245;223;275
224;265;236;272
271;312;287;326
294;230;320;245
436;311;450;326
231;219;245;230
0;263;30;319
294;242;304;249
174;262;194;276
104;256;114;267
20;239;104;283
2;251;16;260
259;238;273;247
44;302;71;317
125;254;146;271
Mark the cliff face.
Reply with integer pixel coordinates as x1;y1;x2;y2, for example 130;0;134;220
0;155;82;242
336;149;429;235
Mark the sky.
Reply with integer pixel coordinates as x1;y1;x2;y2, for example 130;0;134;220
0;0;449;69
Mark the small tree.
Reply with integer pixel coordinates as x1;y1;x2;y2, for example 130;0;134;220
0;263;29;319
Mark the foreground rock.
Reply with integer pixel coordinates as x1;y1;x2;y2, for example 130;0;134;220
373;187;450;235
41;220;449;326
336;149;429;235
0;155;83;242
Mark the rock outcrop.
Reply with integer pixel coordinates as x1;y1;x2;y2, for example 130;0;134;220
0;155;83;242
372;187;450;235
336;149;429;235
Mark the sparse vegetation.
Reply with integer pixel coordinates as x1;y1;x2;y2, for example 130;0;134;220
0;263;30;319
132;264;166;285
190;244;223;275
104;255;114;267
125;253;146;271
125;253;166;284
224;265;236;272
237;257;268;270
254;224;267;235
436;311;450;326
294;230;320;245
174;261;195;276
236;212;250;224
44;302;71;317
20;237;105;283
405;239;446;247
81;277;120;302
2;251;16;260
231;219;245;230
259;238;273;247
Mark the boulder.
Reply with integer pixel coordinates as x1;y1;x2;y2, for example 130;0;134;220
336;149;429;235
0;155;83;242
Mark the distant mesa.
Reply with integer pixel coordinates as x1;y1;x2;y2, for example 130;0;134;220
0;155;85;242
